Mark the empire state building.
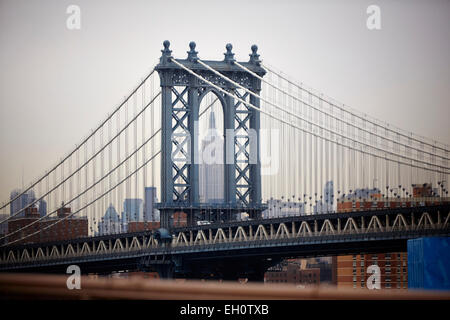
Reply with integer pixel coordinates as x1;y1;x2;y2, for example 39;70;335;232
199;110;224;204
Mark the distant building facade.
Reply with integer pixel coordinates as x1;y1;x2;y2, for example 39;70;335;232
38;199;47;218
144;187;159;222
314;181;334;214
199;111;224;204
123;199;143;222
264;259;321;286
10;189;36;217
262;199;305;218
336;184;447;212
334;253;408;289
7;206;88;245
98;204;121;235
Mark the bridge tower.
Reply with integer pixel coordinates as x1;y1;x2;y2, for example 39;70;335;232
155;41;266;228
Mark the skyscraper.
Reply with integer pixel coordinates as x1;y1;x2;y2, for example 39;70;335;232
38;199;47;218
144;187;159;222
98;204;121;235
123;198;143;222
10;189;36;217
199;110;224;204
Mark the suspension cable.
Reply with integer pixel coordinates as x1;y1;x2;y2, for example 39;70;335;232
1;95;218;244
195;59;448;173
262;63;450;154
170;58;448;175
0;91;162;226
234;61;448;162
2;149;162;247
0;127;162;242
0;67;157;211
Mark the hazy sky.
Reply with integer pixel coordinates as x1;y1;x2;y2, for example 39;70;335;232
0;0;449;202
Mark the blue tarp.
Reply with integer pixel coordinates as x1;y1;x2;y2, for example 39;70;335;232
408;237;450;290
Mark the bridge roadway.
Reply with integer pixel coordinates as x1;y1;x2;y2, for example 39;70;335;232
0;204;449;280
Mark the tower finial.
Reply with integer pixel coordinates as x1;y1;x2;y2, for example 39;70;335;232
187;41;198;62
224;43;235;63
249;44;261;65
160;40;172;64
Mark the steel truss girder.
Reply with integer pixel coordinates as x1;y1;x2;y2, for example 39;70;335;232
234;89;252;205
2;207;450;272
171;87;190;202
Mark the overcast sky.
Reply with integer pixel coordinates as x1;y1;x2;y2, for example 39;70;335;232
0;0;449;202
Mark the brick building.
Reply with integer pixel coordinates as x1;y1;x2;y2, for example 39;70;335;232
264;260;321;286
7;206;88;245
336;184;447;213
173;211;187;227
334;253;408;289
335;194;411;289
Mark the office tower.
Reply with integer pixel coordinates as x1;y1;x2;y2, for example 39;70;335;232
38;199;47;218
199;110;224;204
123;199;143;222
144;187;159;222
10;189;36;217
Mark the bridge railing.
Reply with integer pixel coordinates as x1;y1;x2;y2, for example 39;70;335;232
1;206;449;266
1;273;449;300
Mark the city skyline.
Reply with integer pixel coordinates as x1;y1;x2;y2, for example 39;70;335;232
1;0;450;203
0;1;448;298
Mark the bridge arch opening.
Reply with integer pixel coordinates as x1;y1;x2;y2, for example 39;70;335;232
198;90;225;206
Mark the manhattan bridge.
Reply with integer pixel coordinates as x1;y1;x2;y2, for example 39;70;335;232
0;41;448;280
